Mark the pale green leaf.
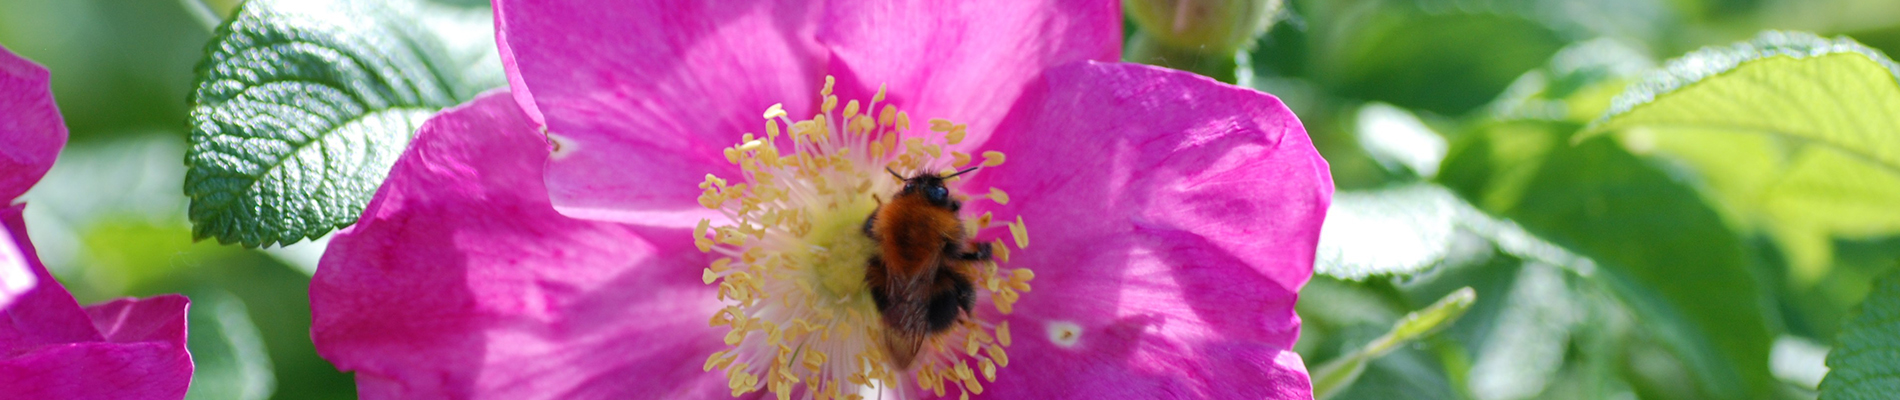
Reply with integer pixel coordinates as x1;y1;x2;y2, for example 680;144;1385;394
1585;31;1900;285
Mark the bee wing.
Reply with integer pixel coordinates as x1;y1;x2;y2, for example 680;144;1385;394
882;323;926;368
895;249;947;303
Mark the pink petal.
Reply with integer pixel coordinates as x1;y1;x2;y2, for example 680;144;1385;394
84;295;190;346
496;0;825;223
311;93;735;399
0;205;104;355
818;0;1120;149
0;206;193;400
953;62;1330;398
0;45;67;202
0;342;194;400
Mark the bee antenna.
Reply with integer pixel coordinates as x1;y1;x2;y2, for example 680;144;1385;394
944;166;980;178
885;166;904;179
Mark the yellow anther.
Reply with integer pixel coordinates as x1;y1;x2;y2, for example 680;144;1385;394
823;95;838;114
997;289;1020;305
992;238;1010;262
1009;216;1028;249
896;111;911;131
929;118;955;132
803;350;829;371
694;219;713;252
987;187;1010;205
879;105;897;127
725;328;747;346
873;83;887;104
703;268;720;284
843;100;860;119
738;140;764;152
764;103;787;120
996;321;1012;346
951;151;972;167
982;151;1006;167
821;76;835;96
705;350;733;371
1010;268;1034;283
979;358;997;381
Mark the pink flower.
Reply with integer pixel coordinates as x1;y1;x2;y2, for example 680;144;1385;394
312;1;1331;399
0;45;194;400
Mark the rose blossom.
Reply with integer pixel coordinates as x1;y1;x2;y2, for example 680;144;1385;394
0;44;195;400
313;1;1331;399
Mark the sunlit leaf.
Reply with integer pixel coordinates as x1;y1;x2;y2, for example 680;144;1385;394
1585;31;1900;289
1316;183;1595;280
1820;267;1900;399
185;0;501;247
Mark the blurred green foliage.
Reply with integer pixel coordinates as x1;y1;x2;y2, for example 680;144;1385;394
1126;0;1900;398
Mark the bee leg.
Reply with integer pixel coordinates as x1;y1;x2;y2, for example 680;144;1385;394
865;256;892;311
860;205;880;238
953;241;992;261
952;269;976;314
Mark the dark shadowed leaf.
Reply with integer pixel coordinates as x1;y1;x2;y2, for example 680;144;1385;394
1820;266;1900;399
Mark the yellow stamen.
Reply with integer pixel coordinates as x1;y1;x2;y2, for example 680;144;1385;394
764;103;787;120
1009;216;1029;249
987;187;1010;205
982;151;1006;167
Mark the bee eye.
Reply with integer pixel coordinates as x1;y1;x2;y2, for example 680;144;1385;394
925;186;949;203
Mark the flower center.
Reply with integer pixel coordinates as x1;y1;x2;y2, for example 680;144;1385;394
696;77;1034;399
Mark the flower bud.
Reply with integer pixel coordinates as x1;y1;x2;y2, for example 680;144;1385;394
1124;0;1285;55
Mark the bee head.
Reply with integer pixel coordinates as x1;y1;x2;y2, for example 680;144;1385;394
888;166;978;210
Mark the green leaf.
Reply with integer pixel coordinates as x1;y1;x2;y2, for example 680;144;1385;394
1583;31;1900;287
1315;183;1595;280
1313;287;1477;399
1820;266;1900;399
1506;137;1778;398
1326;13;1564;115
185;0;502;247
